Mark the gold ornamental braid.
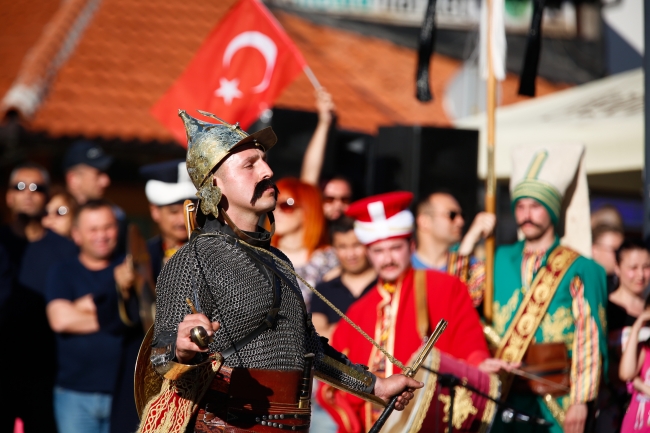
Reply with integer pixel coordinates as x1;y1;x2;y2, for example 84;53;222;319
241;239;408;372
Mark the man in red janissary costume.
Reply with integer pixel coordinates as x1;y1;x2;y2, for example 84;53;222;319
319;191;515;433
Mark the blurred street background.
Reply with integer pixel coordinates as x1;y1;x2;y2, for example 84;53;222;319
0;0;643;241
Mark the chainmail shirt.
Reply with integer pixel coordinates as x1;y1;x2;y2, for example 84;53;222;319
152;217;375;394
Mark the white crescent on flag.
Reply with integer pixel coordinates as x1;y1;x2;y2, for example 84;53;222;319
153;0;307;138
215;31;278;105
223;31;277;93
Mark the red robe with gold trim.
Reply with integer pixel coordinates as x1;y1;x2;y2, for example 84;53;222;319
319;267;489;433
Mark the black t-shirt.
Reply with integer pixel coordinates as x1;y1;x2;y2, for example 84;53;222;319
311;276;376;324
0;243;14;326
606;298;639;412
16;231;78;376
0;225;28;279
607;299;638;333
606;274;618;295
45;255;126;393
19;230;78;296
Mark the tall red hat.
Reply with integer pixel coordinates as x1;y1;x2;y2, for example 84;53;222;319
345;191;414;245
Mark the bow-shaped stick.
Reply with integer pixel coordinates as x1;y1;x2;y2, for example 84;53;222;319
368;319;448;433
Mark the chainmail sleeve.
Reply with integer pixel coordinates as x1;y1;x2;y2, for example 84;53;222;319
150;240;198;367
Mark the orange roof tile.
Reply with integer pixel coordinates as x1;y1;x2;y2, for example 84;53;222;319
1;0;98;116
0;0;60;103
28;0;236;143
4;0;567;140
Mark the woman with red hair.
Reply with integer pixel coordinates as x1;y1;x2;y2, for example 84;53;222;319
272;177;338;309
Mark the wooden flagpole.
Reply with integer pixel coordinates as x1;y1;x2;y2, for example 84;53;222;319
483;0;497;324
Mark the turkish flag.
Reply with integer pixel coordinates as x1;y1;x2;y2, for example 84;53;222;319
151;0;307;145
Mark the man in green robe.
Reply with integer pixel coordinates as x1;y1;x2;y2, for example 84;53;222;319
492;143;607;433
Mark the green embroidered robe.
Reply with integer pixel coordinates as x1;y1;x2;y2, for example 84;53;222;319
492;237;607;433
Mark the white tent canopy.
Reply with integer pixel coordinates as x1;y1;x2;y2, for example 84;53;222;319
453;68;644;179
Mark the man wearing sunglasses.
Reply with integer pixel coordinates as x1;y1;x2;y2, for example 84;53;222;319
321;176;353;221
2;162;50;265
413;192;495;309
296;88;353;223
3;163;78;285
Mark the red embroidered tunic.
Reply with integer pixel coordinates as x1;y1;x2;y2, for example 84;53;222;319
320;267;490;433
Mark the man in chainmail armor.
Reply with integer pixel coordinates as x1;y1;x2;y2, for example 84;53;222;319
137;110;421;433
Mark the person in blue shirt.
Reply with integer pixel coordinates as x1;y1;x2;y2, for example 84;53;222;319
46;200;138;433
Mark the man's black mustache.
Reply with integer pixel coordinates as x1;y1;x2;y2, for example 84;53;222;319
380;262;399;270
518;220;543;229
250;179;279;205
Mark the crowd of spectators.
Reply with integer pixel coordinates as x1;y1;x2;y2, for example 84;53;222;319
2;90;650;433
0;142;139;433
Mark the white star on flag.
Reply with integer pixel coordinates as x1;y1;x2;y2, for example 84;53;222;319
215;77;243;105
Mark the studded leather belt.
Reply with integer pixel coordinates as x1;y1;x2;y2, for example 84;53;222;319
194;365;311;433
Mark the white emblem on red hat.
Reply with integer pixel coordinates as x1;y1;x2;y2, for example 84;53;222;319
346;192;414;245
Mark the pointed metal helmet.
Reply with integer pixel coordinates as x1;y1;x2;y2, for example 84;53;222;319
180;110;277;189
